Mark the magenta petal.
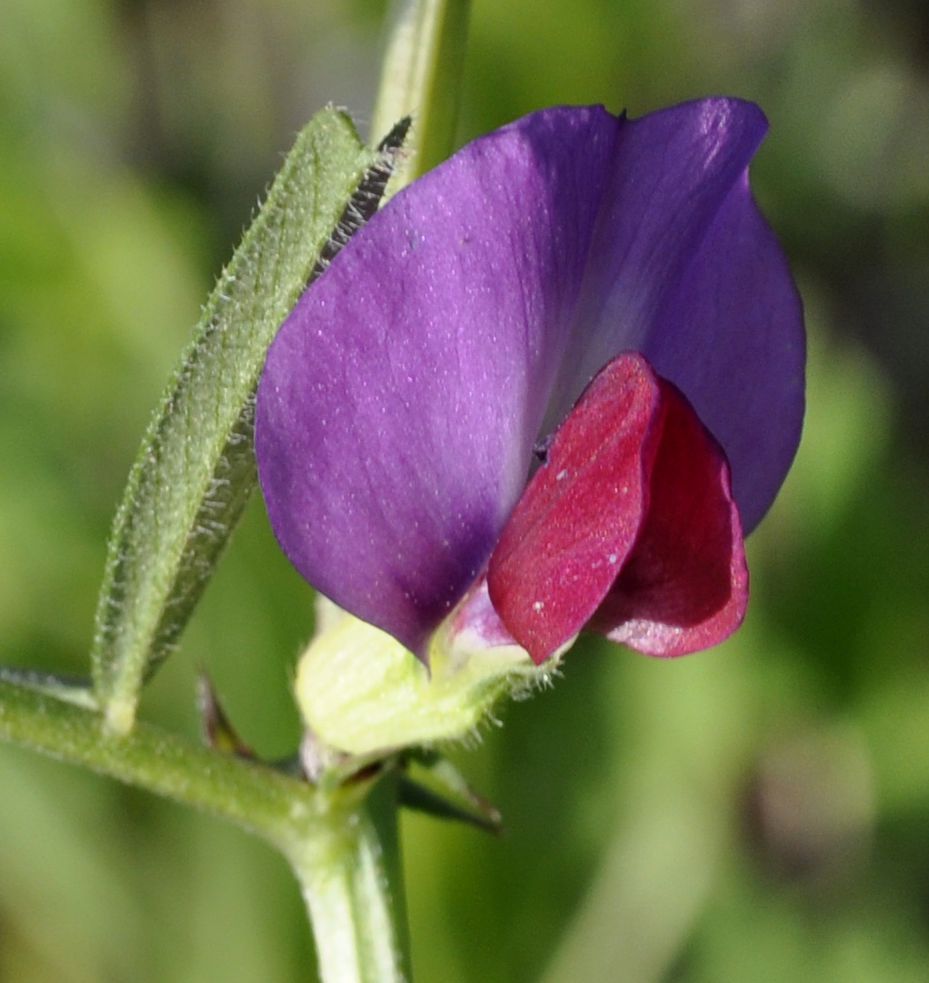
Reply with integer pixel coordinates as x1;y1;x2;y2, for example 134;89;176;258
488;354;748;663
488;354;662;664
256;107;623;657
590;379;749;656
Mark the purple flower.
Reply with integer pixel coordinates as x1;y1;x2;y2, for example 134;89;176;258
255;99;804;665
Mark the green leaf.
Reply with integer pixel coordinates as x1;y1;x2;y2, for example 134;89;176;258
92;109;404;735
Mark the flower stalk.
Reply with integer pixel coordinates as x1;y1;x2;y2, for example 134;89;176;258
285;771;410;983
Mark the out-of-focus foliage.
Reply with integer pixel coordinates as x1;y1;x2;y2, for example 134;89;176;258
1;0;928;980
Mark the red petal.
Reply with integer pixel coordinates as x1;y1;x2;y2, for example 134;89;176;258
488;354;663;664
591;379;748;656
487;353;748;664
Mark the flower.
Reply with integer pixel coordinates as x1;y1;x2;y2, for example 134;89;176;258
255;99;804;668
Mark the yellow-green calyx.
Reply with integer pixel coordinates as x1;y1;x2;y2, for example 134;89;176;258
295;590;564;758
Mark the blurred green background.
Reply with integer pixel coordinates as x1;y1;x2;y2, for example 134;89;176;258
2;0;929;980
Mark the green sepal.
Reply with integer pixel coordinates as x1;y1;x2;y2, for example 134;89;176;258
399;751;502;833
91;109;403;735
295;598;561;758
196;673;254;758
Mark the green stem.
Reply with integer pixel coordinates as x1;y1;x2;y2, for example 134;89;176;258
370;0;471;189
284;772;410;983
0;677;407;982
